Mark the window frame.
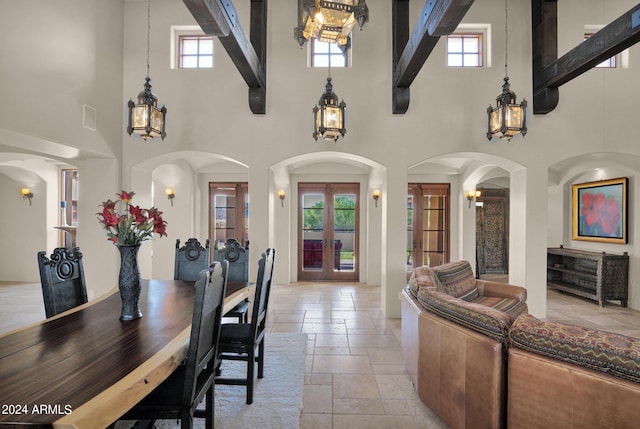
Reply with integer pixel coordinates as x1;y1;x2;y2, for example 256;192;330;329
447;33;484;67
178;35;214;69
310;38;350;68
171;26;214;70
447;24;491;69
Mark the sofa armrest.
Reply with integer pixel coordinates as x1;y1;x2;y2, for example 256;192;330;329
477;279;527;302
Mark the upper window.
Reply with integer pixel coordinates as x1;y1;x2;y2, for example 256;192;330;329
447;33;483;67
178;35;214;69
310;39;348;68
584;32;615;68
171;26;214;69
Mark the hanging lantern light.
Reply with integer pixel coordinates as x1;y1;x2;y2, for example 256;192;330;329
294;0;369;48
127;0;166;141
312;76;346;142
487;77;527;140
487;0;526;141
127;77;167;140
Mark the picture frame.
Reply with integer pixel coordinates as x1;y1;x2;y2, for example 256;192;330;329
572;177;628;244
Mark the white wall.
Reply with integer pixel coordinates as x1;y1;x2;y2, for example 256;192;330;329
1;0;640;319
0;175;47;282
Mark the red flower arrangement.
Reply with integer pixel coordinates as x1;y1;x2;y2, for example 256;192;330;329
97;191;167;245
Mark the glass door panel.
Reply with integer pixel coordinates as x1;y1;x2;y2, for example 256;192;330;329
299;183;359;281
333;193;356;273
209;183;249;251
214;193;236;243
302;192;325;272
422;195;447;266
408;184;450;269
406;193;415;272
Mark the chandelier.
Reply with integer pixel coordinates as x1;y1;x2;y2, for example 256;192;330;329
127;0;167;141
294;0;369;48
312;76;346;142
487;0;526;141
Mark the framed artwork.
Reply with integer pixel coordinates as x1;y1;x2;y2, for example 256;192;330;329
572;177;628;244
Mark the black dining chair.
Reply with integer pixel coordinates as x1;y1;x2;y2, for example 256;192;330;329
216;239;250;323
37;247;88;318
117;260;228;429
216;248;276;404
174;238;210;282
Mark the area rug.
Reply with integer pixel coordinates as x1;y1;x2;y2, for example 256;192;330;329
118;332;307;429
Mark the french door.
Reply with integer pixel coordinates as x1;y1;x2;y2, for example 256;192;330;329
298;183;359;281
209;183;249;249
407;183;450;272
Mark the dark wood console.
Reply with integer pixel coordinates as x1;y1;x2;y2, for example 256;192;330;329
547;246;628;307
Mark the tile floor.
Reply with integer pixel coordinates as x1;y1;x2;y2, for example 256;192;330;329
3;280;640;429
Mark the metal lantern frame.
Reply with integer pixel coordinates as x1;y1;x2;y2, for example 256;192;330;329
127;77;167;140
486;76;527;141
127;0;166;141
312;77;346;142
294;0;369;48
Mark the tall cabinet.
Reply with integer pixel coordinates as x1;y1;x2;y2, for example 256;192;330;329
547;246;629;307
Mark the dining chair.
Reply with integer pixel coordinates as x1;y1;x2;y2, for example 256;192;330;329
174;238;210;282
118;260;228;429
37;247;88;318
216;239;250;323
216;248;276;404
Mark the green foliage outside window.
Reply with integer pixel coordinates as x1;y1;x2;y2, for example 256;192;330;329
303;196;355;231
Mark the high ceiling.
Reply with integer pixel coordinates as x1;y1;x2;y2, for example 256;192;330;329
182;0;640;115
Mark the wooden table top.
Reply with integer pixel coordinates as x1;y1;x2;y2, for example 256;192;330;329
0;279;252;428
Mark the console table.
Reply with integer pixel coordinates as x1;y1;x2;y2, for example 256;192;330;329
547;246;628;307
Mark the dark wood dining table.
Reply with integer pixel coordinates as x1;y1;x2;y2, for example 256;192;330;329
0;279;252;428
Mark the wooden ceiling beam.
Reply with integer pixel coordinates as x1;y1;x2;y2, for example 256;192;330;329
183;0;267;114
392;0;475;114
533;0;640;114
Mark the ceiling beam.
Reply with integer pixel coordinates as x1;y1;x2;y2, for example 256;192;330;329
183;0;267;114
532;0;640;114
392;0;475;114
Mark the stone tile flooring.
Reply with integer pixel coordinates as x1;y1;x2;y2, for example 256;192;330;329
268;282;448;429
3;280;640;428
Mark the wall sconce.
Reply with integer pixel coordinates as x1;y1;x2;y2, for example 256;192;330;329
372;189;381;208
21;188;33;206
278;189;286;207
165;187;175;206
466;190;481;208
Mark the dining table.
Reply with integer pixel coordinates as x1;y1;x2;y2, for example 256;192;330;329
0;278;253;428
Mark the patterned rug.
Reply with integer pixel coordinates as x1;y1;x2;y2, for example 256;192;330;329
117;333;307;429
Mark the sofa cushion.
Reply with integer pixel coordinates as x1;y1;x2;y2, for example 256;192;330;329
471;295;528;318
430;260;479;301
509;313;640;383
417;288;514;345
407;265;439;297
